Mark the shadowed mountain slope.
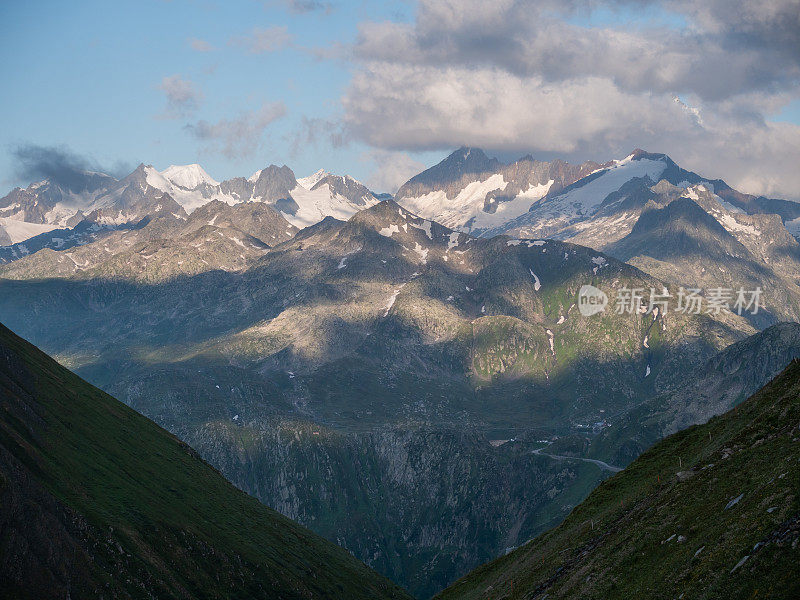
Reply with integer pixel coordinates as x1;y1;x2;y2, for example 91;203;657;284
0;322;410;600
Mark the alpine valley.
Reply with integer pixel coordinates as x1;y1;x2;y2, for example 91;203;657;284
2;148;800;598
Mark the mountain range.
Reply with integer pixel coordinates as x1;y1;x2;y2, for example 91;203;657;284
0;161;379;252
396;147;800;239
398;148;800;327
2;147;800;597
4;148;800;329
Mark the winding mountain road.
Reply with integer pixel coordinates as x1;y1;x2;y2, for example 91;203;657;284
531;446;623;473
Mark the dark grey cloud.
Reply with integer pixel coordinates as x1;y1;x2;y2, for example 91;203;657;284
670;0;800;59
185;102;288;158
10;144;132;190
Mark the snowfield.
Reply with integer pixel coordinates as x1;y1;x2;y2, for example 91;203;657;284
399;174;558;234
0;218;59;244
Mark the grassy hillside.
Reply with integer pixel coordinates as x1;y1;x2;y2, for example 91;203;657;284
0;322;410;600
437;360;800;599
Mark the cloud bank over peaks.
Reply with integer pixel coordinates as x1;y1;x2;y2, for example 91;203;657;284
341;0;800;200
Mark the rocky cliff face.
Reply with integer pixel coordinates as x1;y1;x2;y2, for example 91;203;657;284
178;422;608;599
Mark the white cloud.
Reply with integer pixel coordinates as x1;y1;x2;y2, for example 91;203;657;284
346;67;685;153
188;37;214;52
353;0;800;100
340;0;800;199
363;149;426;193
230;26;293;54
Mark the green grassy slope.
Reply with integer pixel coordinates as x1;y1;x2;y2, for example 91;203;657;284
436;360;800;600
0;322;411;600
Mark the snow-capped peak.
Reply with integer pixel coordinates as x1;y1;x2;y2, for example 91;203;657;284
247;169;263;183
161;164;219;189
143;165;172;191
297;169;329;190
614;153;636;167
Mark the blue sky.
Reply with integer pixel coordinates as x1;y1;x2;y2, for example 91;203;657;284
2;0;799;198
0;0;442;191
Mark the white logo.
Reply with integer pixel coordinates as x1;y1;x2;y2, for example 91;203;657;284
578;285;608;316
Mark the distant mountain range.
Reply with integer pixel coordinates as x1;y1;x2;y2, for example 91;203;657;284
4;148;800;326
0;161;379;246
5;147;800;247
396;147;800;239
4;150;800;319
